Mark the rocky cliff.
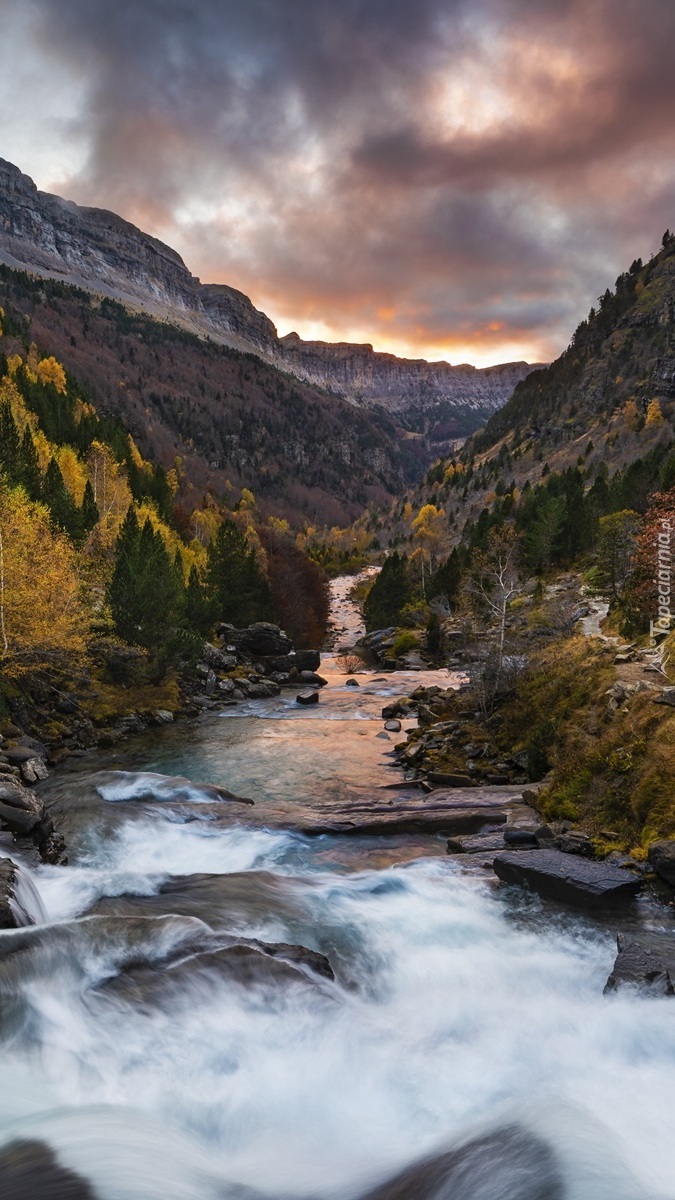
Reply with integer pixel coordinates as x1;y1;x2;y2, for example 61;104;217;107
277;332;535;416
0;158;536;425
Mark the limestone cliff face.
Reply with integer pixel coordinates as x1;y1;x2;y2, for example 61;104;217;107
0;159;276;354
276;332;535;415
0;158;537;424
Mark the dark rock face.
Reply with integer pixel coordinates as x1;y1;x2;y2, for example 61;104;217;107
493;850;642;908
648;839;675;886
604;934;675;996
0;779;45;836
295;650;321;672
359;1125;563;1200
0;1138;99;1199
296;690;320;705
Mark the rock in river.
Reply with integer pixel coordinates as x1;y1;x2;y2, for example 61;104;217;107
493;850;642;908
648;839;675;886
604;933;675;996
296;690;319;705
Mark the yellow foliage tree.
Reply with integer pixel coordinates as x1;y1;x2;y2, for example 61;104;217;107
411;503;447;595
623;399;641;431
36;356;67;394
646;398;665;425
85;441;132;551
56;446;88;504
6;354;22;377
0;485;85;669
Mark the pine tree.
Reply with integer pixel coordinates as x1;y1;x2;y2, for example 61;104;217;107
42;457;80;538
108;506;142;643
79;479;100;537
0;401;20;481
363;552;410;631
206;519;271;627
185;564;213;635
18;428;42;500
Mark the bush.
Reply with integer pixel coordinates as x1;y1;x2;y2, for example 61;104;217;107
392;631;418;658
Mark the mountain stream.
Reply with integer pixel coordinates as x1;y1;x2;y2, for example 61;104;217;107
1;575;675;1199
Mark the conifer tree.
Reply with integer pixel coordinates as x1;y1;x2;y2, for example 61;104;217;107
79;479;100;537
363;552;410;631
0;401;20;480
185;564;213;635
18;428;42;500
42;457;80;538
206;519;271;627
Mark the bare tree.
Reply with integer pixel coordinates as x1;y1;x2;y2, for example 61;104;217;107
466;527;521;698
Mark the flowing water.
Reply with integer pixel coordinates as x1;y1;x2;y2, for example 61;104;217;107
2;577;675;1199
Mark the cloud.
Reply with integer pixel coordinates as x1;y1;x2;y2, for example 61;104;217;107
2;0;675;364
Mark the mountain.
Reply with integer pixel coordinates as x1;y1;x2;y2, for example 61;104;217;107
395;232;675;538
0;158;536;436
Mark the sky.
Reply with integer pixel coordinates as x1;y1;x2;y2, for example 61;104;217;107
1;0;674;368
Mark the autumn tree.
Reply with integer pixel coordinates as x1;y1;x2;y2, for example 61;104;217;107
411;504;447;596
624;488;675;633
0;484;85;669
463;526;521;709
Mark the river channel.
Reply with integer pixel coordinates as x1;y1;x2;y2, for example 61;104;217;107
1;577;675;1199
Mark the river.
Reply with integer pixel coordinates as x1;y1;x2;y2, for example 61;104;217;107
1;577;675;1199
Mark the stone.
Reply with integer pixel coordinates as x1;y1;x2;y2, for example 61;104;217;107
648;839;675;886
204;669;218;696
382;700;411;719
376;732;391;740
3;746;39;765
0;1139;99;1198
384;719;401;732
299;671;328;687
246;680;281;698
654;687;675;707
447;832;507;854
201;642;237;670
427;771;474;787
503;828;538;847
345;678;360;687
604;934;675;996
493;850;642;907
0;858;42;928
230;623;293;658
554;831;594;857
295;649;321;672
19;757;49;784
0;779;45;835
296;690;319;705
360;1126;562;1200
154;709;174;723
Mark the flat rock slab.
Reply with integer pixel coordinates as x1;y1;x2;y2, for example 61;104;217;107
493;850;642;908
447;833;507;854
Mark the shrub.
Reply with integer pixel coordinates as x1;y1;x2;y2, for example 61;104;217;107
392;631;418;658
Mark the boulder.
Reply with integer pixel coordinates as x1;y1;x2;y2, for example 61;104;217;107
201;642;237;670
493;850;642;907
258;653;296;674
19;757;49;784
296;690;319;705
604;933;675;996
0;1139;98;1198
654;687;675;707
300;671;328;687
345;678;360;687
360;1125;562;1200
0;858;42;928
503;828;538;848
295;649;321;672
648;839;675;886
230;623;293;657
246;680;281;699
0;779;45;836
553;831;594;857
384;719;402;733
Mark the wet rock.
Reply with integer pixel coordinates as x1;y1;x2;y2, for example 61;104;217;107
0;1138;99;1199
493;850;642;907
0;858;42;929
204;669;218;696
648;839;675;886
295;649;321;672
447;832;507;854
382;699;412;719
3;746;39;765
299;670;327;687
249;939;334;980
604;933;675;996
154;709;174;723
19;757;49;784
345;678;360;687
246;680;281;698
384;719;401;732
0;778;45;835
376;732;391;740
360;1124;563;1200
296;690;319;705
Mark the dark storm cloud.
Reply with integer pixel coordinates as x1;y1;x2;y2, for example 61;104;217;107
12;0;675;361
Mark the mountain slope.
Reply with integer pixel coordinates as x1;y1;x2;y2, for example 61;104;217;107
0;267;410;527
0;158;536;434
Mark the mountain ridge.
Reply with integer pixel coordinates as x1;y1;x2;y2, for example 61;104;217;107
0;158;537;431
